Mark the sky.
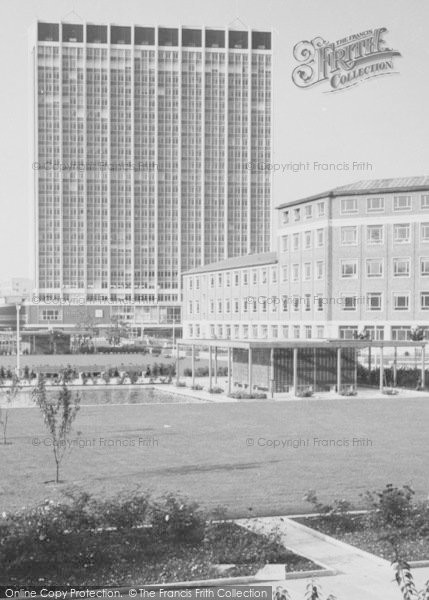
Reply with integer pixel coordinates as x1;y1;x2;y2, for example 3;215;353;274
0;0;428;280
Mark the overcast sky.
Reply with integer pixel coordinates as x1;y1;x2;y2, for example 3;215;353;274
0;0;428;280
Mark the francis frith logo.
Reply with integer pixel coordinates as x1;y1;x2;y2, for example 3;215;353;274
292;27;401;92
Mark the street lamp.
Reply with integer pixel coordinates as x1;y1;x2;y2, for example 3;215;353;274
16;303;22;376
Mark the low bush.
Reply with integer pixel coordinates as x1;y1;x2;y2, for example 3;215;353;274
208;386;223;394
228;391;267;400
191;384;203;391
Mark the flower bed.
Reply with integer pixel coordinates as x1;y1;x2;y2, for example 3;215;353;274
0;492;320;586
298;485;429;562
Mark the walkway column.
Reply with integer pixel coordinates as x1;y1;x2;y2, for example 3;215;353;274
227;346;232;395
191;344;195;388
354;348;358;389
379;346;384;391
208;345;213;390
176;343;180;384
292;347;298;396
337;347;342;393
214;346;218;385
269;347;275;398
393;345;398;387
248;347;253;392
421;345;426;389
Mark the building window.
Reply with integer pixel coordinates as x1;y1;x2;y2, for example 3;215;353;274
293;325;300;339
304;231;312;248
316;326;324;339
393;258;410;277
281;235;288;252
261;269;267;284
189;278;193;290
292;296;300;311
243;299;248;313
316;228;324;247
393;293;410;311
261;300;267;313
226;272;231;287
195;301;200;314
217;325;223;338
316;296;324;311
341;226;358;246
367;225;384;245
282;295;289;312
421;293;429;310
210;275;215;288
304;325;312;339
210;325;215;338
305;205;312;219
421;223;429;242
243;325;249;339
95;309;103;318
367;293;382;311
189;325;194;338
343;296;357;311
341;198;358;214
318;201;325;217
366;259;383;278
195;277;200;290
210;300;214;314
304;294;311;311
243;271;248;285
293;233;299;251
367;197;384;213
394;195;411;211
282;325;289;338
421;258;429;277
41;309;61;321
421;195;429;209
341;260;358;278
252;300;257;313
252;270;258;284
394;223;410;243
339;326;358;340
365;325;384;340
316;261;324;280
303;263;311;280
233;325;239;339
391;326;411;341
292;264;299;281
233;299;239;313
252;325;258;338
217;300;222;314
271;267;277;283
282;265;288;282
218;273;223;287
294;208;300;221
188;301;193;314
272;325;278;338
234;271;239;286
282;210;289;224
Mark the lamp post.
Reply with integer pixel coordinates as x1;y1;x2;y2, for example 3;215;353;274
16;303;22;376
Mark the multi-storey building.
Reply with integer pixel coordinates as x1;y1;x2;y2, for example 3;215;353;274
183;176;429;342
29;21;272;333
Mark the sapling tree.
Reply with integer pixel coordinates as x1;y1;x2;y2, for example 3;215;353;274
0;374;21;445
32;374;81;483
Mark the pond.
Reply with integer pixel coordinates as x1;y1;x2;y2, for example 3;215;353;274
2;386;204;408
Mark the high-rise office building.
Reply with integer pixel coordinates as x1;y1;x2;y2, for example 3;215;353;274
29;21;272;332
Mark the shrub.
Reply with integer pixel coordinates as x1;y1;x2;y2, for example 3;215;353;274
191;384;203;390
364;484;415;528
304;490;357;533
228;391;267;400
175;381;186;388
295;389;313;398
150;494;206;544
208;386;223;394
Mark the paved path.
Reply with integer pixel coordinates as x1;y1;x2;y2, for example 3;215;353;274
238;516;405;600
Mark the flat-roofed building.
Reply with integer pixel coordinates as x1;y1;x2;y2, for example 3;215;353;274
183;176;429;343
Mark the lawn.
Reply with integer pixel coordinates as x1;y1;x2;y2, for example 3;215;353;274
1;395;429;517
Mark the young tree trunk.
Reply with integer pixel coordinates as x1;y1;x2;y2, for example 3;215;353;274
55;459;60;483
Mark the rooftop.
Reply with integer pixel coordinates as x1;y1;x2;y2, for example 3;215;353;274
276;176;429;209
183;251;277;276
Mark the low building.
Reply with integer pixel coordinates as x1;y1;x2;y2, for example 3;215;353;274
182;176;429;343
